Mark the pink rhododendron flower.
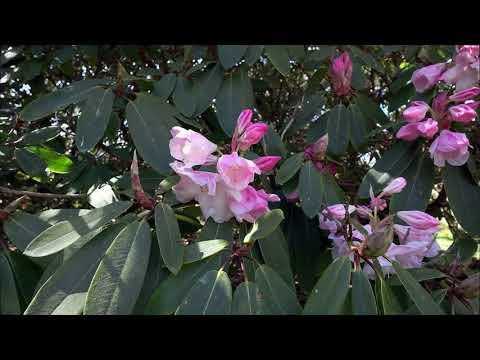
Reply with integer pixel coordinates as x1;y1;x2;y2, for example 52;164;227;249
355;205;372;219
432;92;449;119
448;104;477;123
403;101;429;122
196;181;235;223
411;63;447;93
440;45;479;91
217;152;260;191
169;126;217;167
170;161;218;196
237;123;269;151
429;129;470;167
253;156;282;173
449;87;480;102
396;123;421;141
415;118;439;139
319;204;356;233
330;52;353;97
379;177;407;197
229;186;280;223
396;210;440;232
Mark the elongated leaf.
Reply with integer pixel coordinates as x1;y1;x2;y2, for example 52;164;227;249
327;103;349;156
390;152;435;212
0;252;22;314
275;153;304;185
352;271;377;315
255;265;302;315
322;172;346;205
303;256;352;315
258;228;295;291
443;164;480;236
27;146;74;174
263;126;288;158
298;161;324;218
126;93;179;174
197;218;233;242
244;45;264;65
24;201;132;257
175;270;232;315
193;64;224;114
387;267;446;286
347;103;369;151
4;212;50;252
265;45;291;76
390;260;445;315
172;77;195;117
243;209;284;244
216;67;254;136
380;279;403;315
358;141;419;198
145;254;222;315
403;288;448;315
84;220;151;315
286;95;324;136
356;93;389;126
24;224;126;315
16;126;60;146
20;79;109;122
153;73;177;101
51;293;86;315
183;240;229;264
231;281;261;315
75;88;114;153
15;148;47;177
154;203;184;274
218;45;249;69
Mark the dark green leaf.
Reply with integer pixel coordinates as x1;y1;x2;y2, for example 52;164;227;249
172;77;195;117
14;148;47;177
380;278;403;315
387;268;446;286
356;93;389;126
244;45;264;65
193;64;224;114
352;271;378;315
231;281;261;315
347;103;369;151
0;252;22;314
16;126;60;146
298;161;324;218
75;88;114;153
263;126;287;158
275;153;304;185
197;218;233;242
243;209;285;244
327;104;349;156
217;45;249;69
153;73;177;101
184;240;229;264
51;293;86;315
265;45;291;76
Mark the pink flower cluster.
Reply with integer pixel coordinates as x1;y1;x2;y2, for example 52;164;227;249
330;52;353;97
169;109;281;224
397;45;479;167
318;178;441;277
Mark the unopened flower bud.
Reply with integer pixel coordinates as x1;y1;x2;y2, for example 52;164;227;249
403;101;429;123
238;123;269;151
380;177;407;197
304;134;329;162
458;273;480;299
253;156;282;173
396;210;440;232
330;52;353;97
449;87;480;102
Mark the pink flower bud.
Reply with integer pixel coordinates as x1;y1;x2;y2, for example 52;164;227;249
380;177;407;197
429;129;470;167
448;104;477;123
217;152;260;191
416;118;439;139
236;109;253;134
355;205;372;219
253;156;282;173
403;101;429;123
432;92;449;118
449;87;480;102
396;210;440;232
411;63;447;93
396;123;421;141
330;52;353;97
304;134;329;161
238;123;269;151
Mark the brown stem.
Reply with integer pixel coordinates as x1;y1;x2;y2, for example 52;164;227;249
0;186;87;199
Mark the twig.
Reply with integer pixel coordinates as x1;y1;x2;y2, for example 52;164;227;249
0;186;87;199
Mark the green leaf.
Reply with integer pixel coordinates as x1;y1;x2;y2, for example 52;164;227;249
403;288;448;315
390;260;445;315
197;218;233;242
231;281;262;315
193;64;224;114
358;141;419;198
258;228;295;291
3;212;50;252
443;164;480;236
16;126;60;146
298;161;324;218
216;66;254;136
20;79;110;122
24;223;127;314
255;265;302;315
175;269;232;315
153;73;177;101
75;88;114;153
244;45;264;65
265;45;291;76
24;201;132;257
275;153;304;185
84;220;152;315
154;203;184;274
390;152;435;212
347;103;370;151
263;126;287;158
243;209;285;244
323;172;347;205
306;112;329;144
286;95;324;136
126;93;179;174
388;83;416;112
356;93;389;126
0;252;22;314
386;267;446;286
327;103;349;156
51;293;86;315
303;256;352;315
14;148;47;177
380;278;403;315
184;240;229;264
218;45;249;69
145;254;222;315
172;77;195;117
351;271;378;315
27;146;74;174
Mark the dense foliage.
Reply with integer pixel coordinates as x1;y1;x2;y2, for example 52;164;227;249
0;44;479;315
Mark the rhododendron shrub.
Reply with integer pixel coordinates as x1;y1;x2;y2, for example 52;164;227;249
0;45;478;316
